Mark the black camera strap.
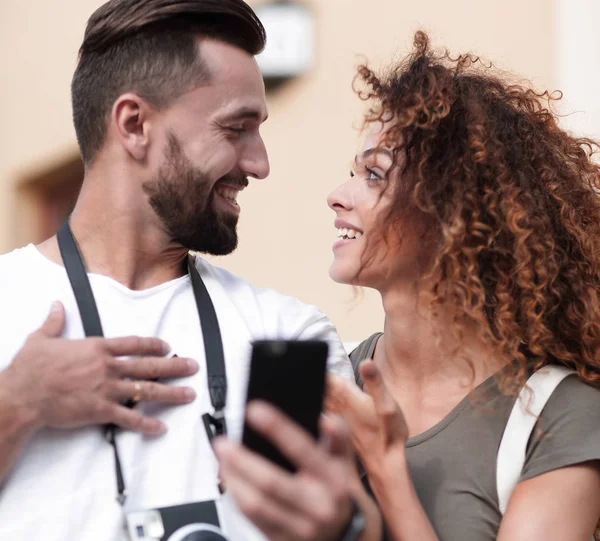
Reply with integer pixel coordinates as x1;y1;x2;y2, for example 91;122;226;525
57;220;228;505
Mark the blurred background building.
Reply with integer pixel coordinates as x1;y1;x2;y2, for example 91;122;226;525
0;0;598;341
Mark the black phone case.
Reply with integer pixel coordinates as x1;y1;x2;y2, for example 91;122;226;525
241;340;329;472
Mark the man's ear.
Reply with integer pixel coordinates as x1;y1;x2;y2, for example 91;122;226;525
111;93;154;161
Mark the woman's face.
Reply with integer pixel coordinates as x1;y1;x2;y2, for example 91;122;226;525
327;125;421;289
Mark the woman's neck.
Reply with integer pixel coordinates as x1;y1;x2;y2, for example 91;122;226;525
374;285;507;428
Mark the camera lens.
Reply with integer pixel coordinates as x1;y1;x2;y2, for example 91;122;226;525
180;533;226;541
168;524;227;541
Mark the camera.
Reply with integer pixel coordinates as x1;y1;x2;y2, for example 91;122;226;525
126;501;227;541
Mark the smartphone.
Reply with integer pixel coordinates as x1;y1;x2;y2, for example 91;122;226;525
241;340;329;473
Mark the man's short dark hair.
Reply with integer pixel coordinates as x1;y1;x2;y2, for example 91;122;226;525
71;0;266;164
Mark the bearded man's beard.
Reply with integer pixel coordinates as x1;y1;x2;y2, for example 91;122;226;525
142;133;246;255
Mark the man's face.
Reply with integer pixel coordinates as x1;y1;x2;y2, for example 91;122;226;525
144;39;270;254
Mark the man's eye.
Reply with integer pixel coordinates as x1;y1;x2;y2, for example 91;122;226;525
227;126;245;134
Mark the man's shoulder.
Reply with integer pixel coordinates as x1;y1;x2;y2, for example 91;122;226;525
0;245;58;364
195;256;325;320
195;256;275;297
0;245;40;282
0;244;61;318
0;244;34;264
194;257;353;379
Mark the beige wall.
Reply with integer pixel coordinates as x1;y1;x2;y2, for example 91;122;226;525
0;0;555;341
555;0;600;140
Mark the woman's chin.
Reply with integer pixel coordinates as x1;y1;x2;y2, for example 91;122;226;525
329;263;361;285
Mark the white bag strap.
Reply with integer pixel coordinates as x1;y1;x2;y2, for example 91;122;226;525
496;365;575;514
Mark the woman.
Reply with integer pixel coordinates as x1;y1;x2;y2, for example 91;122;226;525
215;32;600;541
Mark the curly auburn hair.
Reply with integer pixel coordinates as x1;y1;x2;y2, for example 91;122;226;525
357;31;600;390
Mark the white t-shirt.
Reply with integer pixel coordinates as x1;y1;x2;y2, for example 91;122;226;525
0;245;352;541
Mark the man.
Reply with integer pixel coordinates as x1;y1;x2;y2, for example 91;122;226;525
0;1;352;539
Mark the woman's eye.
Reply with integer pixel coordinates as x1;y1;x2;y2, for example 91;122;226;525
365;166;383;182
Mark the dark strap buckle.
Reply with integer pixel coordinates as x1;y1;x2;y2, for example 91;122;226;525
202;410;228;443
202;410;228;495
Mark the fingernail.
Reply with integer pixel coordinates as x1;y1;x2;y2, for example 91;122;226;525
212;438;224;455
156;421;167;435
184;388;196;401
247;401;271;424
50;301;61;313
213;438;231;458
186;359;199;373
161;341;171;355
362;362;377;379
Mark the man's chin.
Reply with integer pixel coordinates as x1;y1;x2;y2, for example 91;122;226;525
199;242;238;257
185;231;238;256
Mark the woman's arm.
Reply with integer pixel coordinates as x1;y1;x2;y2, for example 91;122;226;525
498;463;600;541
366;445;600;541
365;452;439;541
329;362;600;541
328;363;440;541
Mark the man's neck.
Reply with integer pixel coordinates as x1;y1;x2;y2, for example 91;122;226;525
36;171;188;291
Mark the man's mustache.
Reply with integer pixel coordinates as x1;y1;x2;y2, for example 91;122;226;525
216;172;249;189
